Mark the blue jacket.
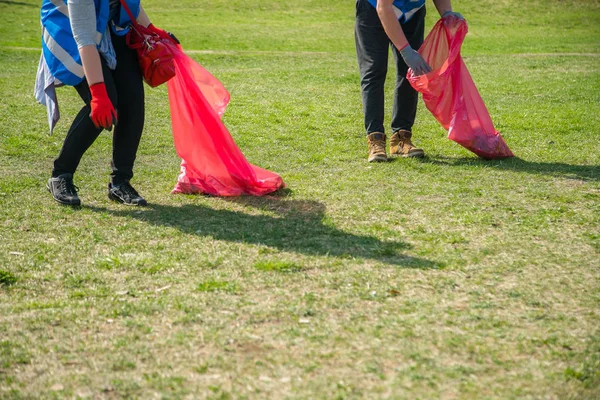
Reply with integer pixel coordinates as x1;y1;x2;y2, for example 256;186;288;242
367;0;425;22
40;0;140;86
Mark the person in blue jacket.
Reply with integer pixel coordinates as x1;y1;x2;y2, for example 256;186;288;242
355;0;463;162
35;0;177;206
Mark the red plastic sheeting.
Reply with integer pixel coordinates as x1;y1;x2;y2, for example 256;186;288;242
408;17;514;159
166;43;285;196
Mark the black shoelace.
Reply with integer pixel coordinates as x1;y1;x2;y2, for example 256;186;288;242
60;179;79;196
116;182;140;201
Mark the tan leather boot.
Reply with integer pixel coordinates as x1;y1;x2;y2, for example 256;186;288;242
367;132;387;162
390;129;425;158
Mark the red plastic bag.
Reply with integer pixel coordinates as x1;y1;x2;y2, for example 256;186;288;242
165;43;285;196
408;17;514;159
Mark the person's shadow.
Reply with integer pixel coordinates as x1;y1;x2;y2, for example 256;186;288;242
421;156;599;181
85;194;438;269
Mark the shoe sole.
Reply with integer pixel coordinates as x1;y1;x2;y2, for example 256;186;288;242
46;183;81;206
108;192;148;206
402;151;425;158
391;151;425;158
368;155;388;162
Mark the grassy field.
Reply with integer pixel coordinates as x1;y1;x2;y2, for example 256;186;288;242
1;0;599;398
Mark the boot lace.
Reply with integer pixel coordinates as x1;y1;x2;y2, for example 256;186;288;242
374;140;386;153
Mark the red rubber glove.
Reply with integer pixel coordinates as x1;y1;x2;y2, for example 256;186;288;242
148;23;180;45
89;82;117;130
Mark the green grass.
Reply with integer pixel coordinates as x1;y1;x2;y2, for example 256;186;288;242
254;260;304;273
1;0;599;398
0;270;19;286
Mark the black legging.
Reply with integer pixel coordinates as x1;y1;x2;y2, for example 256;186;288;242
52;33;145;185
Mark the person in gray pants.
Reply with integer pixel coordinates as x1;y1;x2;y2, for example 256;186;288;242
355;0;463;162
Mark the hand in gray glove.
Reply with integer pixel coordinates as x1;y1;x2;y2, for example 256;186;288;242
442;11;464;20
399;45;431;76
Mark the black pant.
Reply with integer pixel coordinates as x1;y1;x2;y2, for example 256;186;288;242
52;33;145;185
355;0;425;135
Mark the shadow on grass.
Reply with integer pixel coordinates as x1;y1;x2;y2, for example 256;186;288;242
85;196;438;269
422;156;600;181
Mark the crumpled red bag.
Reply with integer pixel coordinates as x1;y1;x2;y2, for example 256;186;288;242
408;17;513;159
165;43;285;196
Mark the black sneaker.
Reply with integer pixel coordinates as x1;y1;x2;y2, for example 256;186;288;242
47;173;81;206
108;181;147;206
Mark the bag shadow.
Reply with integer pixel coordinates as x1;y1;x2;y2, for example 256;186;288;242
85;196;439;269
419;156;599;182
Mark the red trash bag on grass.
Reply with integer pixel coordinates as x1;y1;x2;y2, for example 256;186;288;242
165;43;285;196
408;17;513;159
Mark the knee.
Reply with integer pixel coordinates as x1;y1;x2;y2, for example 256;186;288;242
117;93;145;116
362;67;387;86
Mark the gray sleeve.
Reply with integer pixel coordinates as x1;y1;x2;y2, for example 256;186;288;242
68;0;98;49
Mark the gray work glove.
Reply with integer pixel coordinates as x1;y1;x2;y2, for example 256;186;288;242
442;11;464;20
399;45;431;76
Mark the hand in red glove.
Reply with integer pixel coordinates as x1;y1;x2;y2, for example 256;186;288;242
89;82;117;130
148;23;180;45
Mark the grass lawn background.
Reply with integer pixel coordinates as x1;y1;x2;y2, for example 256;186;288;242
0;0;599;398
